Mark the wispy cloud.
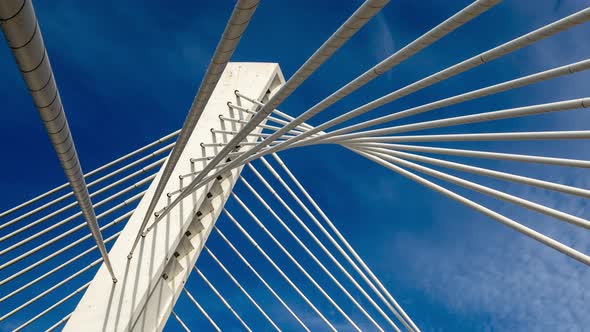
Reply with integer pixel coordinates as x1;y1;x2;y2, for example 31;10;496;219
371;13;396;80
386;171;590;331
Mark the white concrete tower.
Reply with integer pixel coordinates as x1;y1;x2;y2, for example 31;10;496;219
64;63;285;332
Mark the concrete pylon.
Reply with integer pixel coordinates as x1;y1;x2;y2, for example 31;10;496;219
64;63;285;332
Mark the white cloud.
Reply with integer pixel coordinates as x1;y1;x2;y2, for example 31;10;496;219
386;171;590;331
371;13;396;80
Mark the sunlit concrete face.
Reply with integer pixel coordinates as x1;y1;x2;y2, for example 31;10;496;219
64;62;285;332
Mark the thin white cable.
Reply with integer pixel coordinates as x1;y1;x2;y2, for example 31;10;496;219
213;227;310;331
151;0;390;229
171;311;191;332
218;116;307;136
205;247;281;331
13;282;90;332
238;176;389;332
0;258;101;322
352;143;590;198
358;145;590;230
316;98;590;144
341;131;590;144
351;147;590;266
0;213;128;288
0;230;121;303
0;191;144;270
1;173;152;254
45;312;72;332
231;192;362;331
194;267;252;332
345;142;590;169
0;130;178;219
223;210;337;331
135;0;261;256
182;287;221;332
201;140;287;148
1;155;164;244
255;157;417;331
211;129;296;140
274;7;590;151
271;152;420;332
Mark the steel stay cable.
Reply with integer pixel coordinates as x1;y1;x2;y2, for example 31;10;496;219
182;287;221;332
143;0;391;244
134;0;262;258
350;147;590;266
204;247;281;331
238;176;387;331
223;210;337;331
213;227;310;331
270;152;420;332
269;7;590;153
255;157;416;331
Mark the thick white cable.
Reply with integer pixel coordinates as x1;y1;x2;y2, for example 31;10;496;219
135;0;261;257
239;176;387;331
213;227;310;331
301;58;590;144
205;247;281;331
270;152;420;332
351;147;590;266
151;0;390;228
165;0;500;213
360;143;590;169
254;157;417;331
230;0;502;169
223;210;337;331
344;130;590;143
274;7;590;150
0;0;116;281
351;143;590;193
349;59;590;134
231;193;362;331
359;146;590;230
182;287;221;332
317;98;590;144
194;267;252;331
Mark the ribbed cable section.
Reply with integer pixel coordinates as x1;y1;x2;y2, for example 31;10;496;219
153;0;390;228
133;0;261;256
0;0;116;281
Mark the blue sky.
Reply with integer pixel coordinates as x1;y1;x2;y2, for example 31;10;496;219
1;0;590;331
